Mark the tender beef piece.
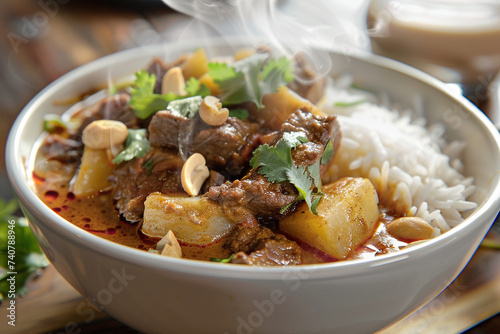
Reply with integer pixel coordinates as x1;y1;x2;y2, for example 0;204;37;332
230;235;302;266
145;56;187;94
288;52;327;104
149;111;260;176
40;94;139;165
225;224;275;254
208;109;341;220
226;224;302;266
40;135;82;163
208;171;297;220
74;93;139;134
279;107;340;152
200;171;226;194
191;118;260;176
148;110;189;148
281;108;342;173
111;147;184;222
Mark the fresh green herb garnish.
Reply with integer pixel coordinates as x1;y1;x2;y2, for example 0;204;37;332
208;54;294;110
128;70;209;120
129;70;174;119
43;114;79;134
228;108;249;120
210;254;233;263
143;159;154;176
0;198;49;301
108;79;135;95
321;139;334;165
333;100;366;107
481;238;500;250
185;77;210;97
112;129;150;164
250;132;325;215
166;96;203;119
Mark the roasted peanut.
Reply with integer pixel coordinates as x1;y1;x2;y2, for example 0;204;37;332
161;66;187;96
386;216;435;240
181;153;210;196
82;120;128;150
199;95;229;126
157;230;182;258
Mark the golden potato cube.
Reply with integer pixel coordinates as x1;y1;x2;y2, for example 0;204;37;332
260;86;325;130
280;178;380;260
181;48;209;79
199;73;222;96
71;148;114;197
142;193;235;246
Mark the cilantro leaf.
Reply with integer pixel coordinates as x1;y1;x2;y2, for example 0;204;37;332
481;239;500;250
210;254;234;263
142;159;153;176
166;96;203;119
333;99;366;107
308;160;322;190
228;108;249;120
249;132;307;183
112;129;150;164
0;199;48;301
321;139;334;165
43;114;79;134
250;131;322;214
209;54;294;110
129;71;211;120
129;70;176;119
250;144;289;183
260;56;294;96
287;164;314;211
208;60;252;106
184;77;210;97
276;132;308;152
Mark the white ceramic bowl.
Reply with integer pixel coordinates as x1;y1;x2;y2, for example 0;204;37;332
7;39;500;334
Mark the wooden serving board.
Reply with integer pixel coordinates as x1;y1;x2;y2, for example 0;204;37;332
0;226;499;334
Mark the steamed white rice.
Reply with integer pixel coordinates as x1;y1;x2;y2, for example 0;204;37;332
321;77;477;237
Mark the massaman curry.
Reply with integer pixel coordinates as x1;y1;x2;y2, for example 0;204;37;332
33;48;434;265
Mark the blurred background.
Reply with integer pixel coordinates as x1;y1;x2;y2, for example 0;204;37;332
0;0;499;333
0;0;182;198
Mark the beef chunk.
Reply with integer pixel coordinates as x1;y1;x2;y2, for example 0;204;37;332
149;111;260;176
111;147;184;221
208;109;341;220
145;56;187;94
226;225;302;266
200;171;226;194
74;93;139;133
225;224;275;254
41;93;139;165
230;237;302;266
40;135;82;163
148;110;189;148
288;52;327;104
208;171;297;220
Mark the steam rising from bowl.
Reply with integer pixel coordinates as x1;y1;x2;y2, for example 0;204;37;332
162;0;370;85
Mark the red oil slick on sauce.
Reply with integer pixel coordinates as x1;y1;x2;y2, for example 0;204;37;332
44;190;59;201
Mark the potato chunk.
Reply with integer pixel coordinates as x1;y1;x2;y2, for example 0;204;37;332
260;86;325;130
181;48;209;79
280;178;380;260
71;148;114;196
142;193;235;246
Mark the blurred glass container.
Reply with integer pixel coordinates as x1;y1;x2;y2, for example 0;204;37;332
366;0;500;105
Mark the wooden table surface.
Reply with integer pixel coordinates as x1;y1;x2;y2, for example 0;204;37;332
1;1;499;333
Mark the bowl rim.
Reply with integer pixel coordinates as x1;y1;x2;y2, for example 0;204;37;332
6;39;500;281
